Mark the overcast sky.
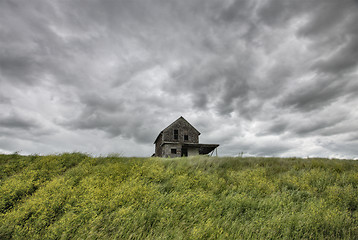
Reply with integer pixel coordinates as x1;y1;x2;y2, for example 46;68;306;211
1;0;358;158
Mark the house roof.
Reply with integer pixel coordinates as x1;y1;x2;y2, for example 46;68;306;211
154;116;201;144
183;143;219;155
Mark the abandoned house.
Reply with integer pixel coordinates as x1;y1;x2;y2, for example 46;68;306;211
153;116;219;157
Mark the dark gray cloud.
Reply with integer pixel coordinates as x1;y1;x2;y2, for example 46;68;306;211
265;120;289;135
258;0;298;27
0;94;11;104
219;0;254;23
0;0;357;158
281;75;348;111
0;111;56;141
0;113;38;130
313;36;358;74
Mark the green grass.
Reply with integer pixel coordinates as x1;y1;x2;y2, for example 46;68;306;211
1;153;357;239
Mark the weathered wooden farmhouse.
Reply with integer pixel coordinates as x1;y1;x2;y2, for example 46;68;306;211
153;116;219;157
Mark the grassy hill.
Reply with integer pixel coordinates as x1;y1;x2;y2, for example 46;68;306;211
1;153;357;239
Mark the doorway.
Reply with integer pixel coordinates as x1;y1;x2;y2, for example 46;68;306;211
181;148;188;157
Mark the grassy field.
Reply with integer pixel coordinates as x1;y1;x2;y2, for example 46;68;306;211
0;153;357;239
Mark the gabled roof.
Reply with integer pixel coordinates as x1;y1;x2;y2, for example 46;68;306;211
162;116;201;135
154;116;201;144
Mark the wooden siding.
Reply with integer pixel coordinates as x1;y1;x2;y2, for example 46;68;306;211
162;118;199;143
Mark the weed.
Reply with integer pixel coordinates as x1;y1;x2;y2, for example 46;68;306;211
0;154;357;239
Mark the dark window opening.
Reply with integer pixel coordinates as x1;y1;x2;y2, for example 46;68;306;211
184;135;189;141
174;129;178;140
171;149;177;154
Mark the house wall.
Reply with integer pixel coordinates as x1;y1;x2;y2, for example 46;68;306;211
155;133;163;157
163;119;199;143
163;143;182;158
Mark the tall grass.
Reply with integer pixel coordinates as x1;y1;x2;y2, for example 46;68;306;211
0;154;357;239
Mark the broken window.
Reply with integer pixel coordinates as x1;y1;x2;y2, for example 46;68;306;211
184;135;189;141
171;148;177;154
174;129;178;140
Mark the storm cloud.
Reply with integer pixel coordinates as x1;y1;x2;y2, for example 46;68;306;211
0;0;357;158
